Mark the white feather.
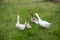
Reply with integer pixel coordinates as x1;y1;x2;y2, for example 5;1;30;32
16;15;25;30
35;13;52;28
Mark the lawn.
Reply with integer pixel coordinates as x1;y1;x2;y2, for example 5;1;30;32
0;0;60;40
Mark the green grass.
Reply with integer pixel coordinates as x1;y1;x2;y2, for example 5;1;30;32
0;0;60;40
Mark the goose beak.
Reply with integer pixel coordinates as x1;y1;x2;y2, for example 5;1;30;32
17;15;19;17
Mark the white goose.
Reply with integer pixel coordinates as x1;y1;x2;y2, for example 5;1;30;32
16;15;25;30
30;12;39;24
35;13;52;28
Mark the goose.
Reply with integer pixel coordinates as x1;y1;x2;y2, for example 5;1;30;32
35;13;52;28
30;12;39;24
16;15;25;30
25;20;31;29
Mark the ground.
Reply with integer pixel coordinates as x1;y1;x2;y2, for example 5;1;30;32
0;0;60;40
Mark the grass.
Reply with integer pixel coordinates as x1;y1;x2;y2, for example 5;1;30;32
0;0;60;40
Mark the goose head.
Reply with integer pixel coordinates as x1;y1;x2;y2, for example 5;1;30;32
35;13;42;21
16;15;20;24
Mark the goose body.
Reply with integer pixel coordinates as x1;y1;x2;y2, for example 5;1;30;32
16;24;25;30
35;13;51;28
16;15;25;30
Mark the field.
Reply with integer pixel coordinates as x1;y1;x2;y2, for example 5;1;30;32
0;0;60;40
